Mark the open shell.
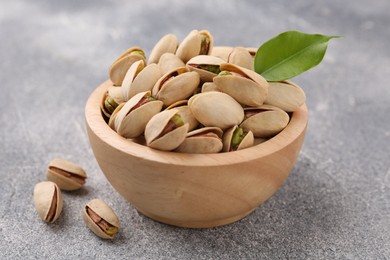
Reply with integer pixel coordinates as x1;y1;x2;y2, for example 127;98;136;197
175;127;223;154
115;91;163;138
83;199;120;239
222;125;254;152
176;30;213;63
186;55;225;82
152;67;200;107
121;60;161;101
148;34;179;64
166;100;199;131
240;105;290;138
188;91;244;130
213;63;269;106
108;102;125;130
265;80;306;112
145;109;189;151
109;47;146;86
158;53;186;75
33;181;63;223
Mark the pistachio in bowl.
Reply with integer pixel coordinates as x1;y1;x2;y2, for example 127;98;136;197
86;30;338;227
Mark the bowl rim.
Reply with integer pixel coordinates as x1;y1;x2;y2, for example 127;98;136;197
85;80;308;167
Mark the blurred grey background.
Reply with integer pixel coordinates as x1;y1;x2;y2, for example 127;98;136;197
1;0;389;259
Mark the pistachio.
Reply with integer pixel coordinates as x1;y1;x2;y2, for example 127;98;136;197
152;67;200;106
108;102;125;130
33;181;63;223
109;47;146;86
186;55;225;82
201;82;218;93
148;34;179;65
228;47;254;70
46;158;87;191
114;91;163;138
121;60;161;101
265;80;306;112
158;53;186;75
210;46;234;61
213;63;269;107
188;92;244;130
240;105;290;138
176;30;213;63
144;109;189;151
222;125;254;152
83;199;120;239
175;126;223;153
165;100;199;131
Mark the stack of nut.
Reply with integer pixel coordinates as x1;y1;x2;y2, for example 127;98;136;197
101;30;306;153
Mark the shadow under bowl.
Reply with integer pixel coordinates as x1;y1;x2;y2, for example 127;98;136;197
85;80;308;228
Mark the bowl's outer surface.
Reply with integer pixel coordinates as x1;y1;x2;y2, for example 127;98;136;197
86;80;308;228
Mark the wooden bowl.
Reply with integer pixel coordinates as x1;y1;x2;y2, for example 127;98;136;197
85;80;308;228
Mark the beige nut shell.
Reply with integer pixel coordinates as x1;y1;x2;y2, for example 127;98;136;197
33;181;63;223
222;125;254;152
148;34;179;64
83;199;120;239
265;80;306;112
175;127;223;154
240;105;290;138
144;109;189;151
46;158;87;191
188;92;244;130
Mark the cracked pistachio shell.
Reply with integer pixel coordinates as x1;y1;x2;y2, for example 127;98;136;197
145;109;189;151
240;105;290;138
83;199;120;239
176;30;213;63
121;60;161;101
115;91;163;138
108;102;125;131
152;67;200;106
186;55;225;82
246;47;257;58
222;125;254;152
214;63;269;107
158;53;186;75
265;80;306;112
166;100;199;131
210;46;233;61
148;34;179;64
188;92;244;130
46;158;87;191
201;82;219;93
101;86;124;120
175;126;223;154
109;47;146;86
33;181;63;223
228;47;254;70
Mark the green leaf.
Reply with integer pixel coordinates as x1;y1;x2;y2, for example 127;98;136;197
254;31;341;81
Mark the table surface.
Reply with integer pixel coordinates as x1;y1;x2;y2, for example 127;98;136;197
1;0;389;259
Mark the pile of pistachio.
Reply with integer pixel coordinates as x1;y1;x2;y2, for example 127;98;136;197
101;30;306;153
33;158;120;239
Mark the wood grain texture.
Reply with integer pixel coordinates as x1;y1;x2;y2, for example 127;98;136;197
85;80;308;228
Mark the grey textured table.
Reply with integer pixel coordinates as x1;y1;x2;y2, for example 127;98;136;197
1;0;389;259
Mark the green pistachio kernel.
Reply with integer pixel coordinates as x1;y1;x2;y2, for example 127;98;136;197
231;127;246;150
198;65;221;74
171;114;185;127
130;50;145;58
200;34;210;55
105;226;118;236
218;70;232;76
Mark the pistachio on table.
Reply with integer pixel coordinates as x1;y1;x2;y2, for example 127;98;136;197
33;181;63;223
83;199;120;239
46;158;86;191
